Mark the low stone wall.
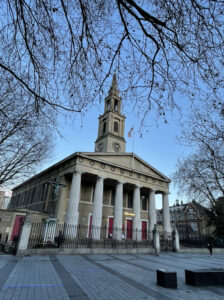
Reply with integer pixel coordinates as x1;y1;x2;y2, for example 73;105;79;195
17;246;155;256
16;246;224;256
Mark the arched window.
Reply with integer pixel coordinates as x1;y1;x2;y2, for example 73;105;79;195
114;99;118;111
114;121;119;132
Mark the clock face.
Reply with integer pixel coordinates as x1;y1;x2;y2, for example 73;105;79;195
112;142;121;152
96;142;104;152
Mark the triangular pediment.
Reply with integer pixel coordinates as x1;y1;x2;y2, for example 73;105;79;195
81;152;170;182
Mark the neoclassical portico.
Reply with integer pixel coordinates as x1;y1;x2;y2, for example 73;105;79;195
63;155;171;240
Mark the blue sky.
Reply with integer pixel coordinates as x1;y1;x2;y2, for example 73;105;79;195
41;87;192;209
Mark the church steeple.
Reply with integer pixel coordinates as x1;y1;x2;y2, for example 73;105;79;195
108;73;118;96
95;74;126;153
104;73;121;114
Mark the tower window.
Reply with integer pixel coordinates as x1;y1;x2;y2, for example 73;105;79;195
103;122;106;133
107;100;110;111
114;121;118;132
114;99;118;111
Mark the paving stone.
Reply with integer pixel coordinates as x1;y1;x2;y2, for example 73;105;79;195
0;253;224;299
0;256;69;300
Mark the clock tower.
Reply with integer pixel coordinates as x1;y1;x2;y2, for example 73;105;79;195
95;74;126;153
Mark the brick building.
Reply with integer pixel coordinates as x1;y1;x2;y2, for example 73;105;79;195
157;199;212;238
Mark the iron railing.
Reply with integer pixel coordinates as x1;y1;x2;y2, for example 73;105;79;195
179;234;224;248
159;232;173;251
0;232;9;245
28;222;153;249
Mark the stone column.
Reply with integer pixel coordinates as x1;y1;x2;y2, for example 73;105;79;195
162;193;171;234
172;226;180;252
55;176;69;222
113;181;123;240
92;176;105;240
65;171;82;237
149;189;156;238
133;185;141;240
17;214;32;256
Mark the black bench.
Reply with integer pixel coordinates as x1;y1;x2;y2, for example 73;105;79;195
185;269;224;286
157;269;177;288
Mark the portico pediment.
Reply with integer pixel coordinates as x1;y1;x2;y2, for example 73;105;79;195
81;152;170;182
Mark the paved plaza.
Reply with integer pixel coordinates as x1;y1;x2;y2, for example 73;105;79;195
0;252;224;299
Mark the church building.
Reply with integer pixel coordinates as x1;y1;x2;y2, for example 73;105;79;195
9;75;171;240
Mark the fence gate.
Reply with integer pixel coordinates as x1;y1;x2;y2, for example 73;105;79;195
160;233;173;251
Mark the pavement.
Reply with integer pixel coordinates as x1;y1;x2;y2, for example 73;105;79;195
0;252;224;299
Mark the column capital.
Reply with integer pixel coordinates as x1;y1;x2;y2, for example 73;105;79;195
163;192;171;196
150;188;156;193
117;180;125;185
96;175;106;181
134;184;142;189
73;170;83;175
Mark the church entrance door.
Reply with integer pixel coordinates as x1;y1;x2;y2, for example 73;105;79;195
10;215;25;241
108;217;114;238
126;219;132;239
141;221;147;239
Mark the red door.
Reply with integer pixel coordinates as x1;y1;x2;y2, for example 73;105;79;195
108;217;114;238
126;220;132;239
10;215;25;241
142;221;147;240
88;215;92;237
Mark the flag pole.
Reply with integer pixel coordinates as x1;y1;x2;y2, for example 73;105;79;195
128;126;135;170
132;129;134;170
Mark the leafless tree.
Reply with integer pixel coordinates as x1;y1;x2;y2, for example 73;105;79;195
0;0;223;124
1;0;223;185
173;101;224;206
0;72;52;187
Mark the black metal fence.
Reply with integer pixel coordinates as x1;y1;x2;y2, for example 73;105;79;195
179;234;224;248
159;233;174;251
0;232;9;248
28;223;154;249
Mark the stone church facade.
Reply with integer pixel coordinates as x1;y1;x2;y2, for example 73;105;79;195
10;75;171;240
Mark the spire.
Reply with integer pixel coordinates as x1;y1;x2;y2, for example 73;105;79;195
112;72;117;89
108;72;119;97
